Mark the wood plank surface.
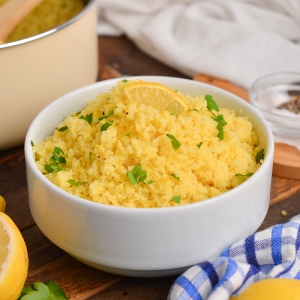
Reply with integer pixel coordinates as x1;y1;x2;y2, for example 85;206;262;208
1;35;300;299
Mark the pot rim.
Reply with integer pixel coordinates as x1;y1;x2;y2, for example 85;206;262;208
0;0;96;50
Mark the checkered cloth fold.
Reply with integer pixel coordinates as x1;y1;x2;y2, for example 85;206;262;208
168;214;300;300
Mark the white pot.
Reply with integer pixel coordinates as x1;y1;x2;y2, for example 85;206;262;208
0;0;98;150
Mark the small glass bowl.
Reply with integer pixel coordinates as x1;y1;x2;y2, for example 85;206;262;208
249;72;300;138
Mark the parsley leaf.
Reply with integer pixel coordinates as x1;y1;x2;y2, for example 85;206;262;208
166;134;181;151
144;180;155;184
235;173;254;177
50;147;66;164
197;142;202;149
171;173;180;181
30;140;34;147
67;179;87;186
45;164;65;173
122;79;128;83
19;286;32;298
89;151;92;160
71;111;81;116
18;280;68;300
172;195;181;203
80;113;93;125
204;95;227;140
256;149;265;163
127;163;147;185
211;115;227;140
44;147;67;173
101;122;113;132
46;280;68;299
97;110;114;123
57;126;68;132
205;95;219;113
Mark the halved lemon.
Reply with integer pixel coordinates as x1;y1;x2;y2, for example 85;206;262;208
123;81;188;115
0;196;6;212
0;212;28;300
230;278;300;300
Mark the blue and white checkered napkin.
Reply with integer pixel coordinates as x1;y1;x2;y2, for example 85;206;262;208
168;214;300;300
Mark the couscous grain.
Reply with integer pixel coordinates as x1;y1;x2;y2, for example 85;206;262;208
33;79;263;208
1;0;85;43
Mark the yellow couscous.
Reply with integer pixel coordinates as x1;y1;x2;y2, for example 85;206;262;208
0;0;85;43
33;79;263;208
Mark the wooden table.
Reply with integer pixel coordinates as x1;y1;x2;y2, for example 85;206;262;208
2;36;300;299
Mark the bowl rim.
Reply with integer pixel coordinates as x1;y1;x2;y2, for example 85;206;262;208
249;71;300;122
0;0;96;50
25;76;274;213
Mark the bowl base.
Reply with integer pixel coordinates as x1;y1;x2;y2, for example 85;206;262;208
70;254;190;278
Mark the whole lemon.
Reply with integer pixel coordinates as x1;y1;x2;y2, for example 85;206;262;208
230;278;300;300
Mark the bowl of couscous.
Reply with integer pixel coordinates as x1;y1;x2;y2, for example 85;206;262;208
0;0;98;150
25;76;274;277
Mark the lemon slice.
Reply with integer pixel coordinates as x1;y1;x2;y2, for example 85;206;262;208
0;196;6;212
0;212;28;300
230;278;300;300
123;81;188;115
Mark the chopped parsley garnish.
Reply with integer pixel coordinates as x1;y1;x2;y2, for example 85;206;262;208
235;173;254;177
197;142;203;149
71;111;81;116
101;121;113;132
50;147;66;164
89;151;92;160
45;164;65;173
171;173;180;181
67;179;87;186
57;126;68;132
122;79;128;83
204;95;227;140
97;110;114;122
211;114;227;140
125;133;131;136
144;180;155;185
188;108;198;112
166;134;181;151
172;195;181;203
30;140;34;147
256;149;265;163
18;280;68;300
126;163;147;185
80;113;93;125
44;147;66;173
205;95;219;113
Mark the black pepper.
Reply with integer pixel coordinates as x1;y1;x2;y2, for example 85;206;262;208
277;94;300;114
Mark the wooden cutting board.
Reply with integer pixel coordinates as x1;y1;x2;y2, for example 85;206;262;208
193;74;300;180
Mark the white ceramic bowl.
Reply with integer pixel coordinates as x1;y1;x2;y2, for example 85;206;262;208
0;0;98;150
25;76;274;277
